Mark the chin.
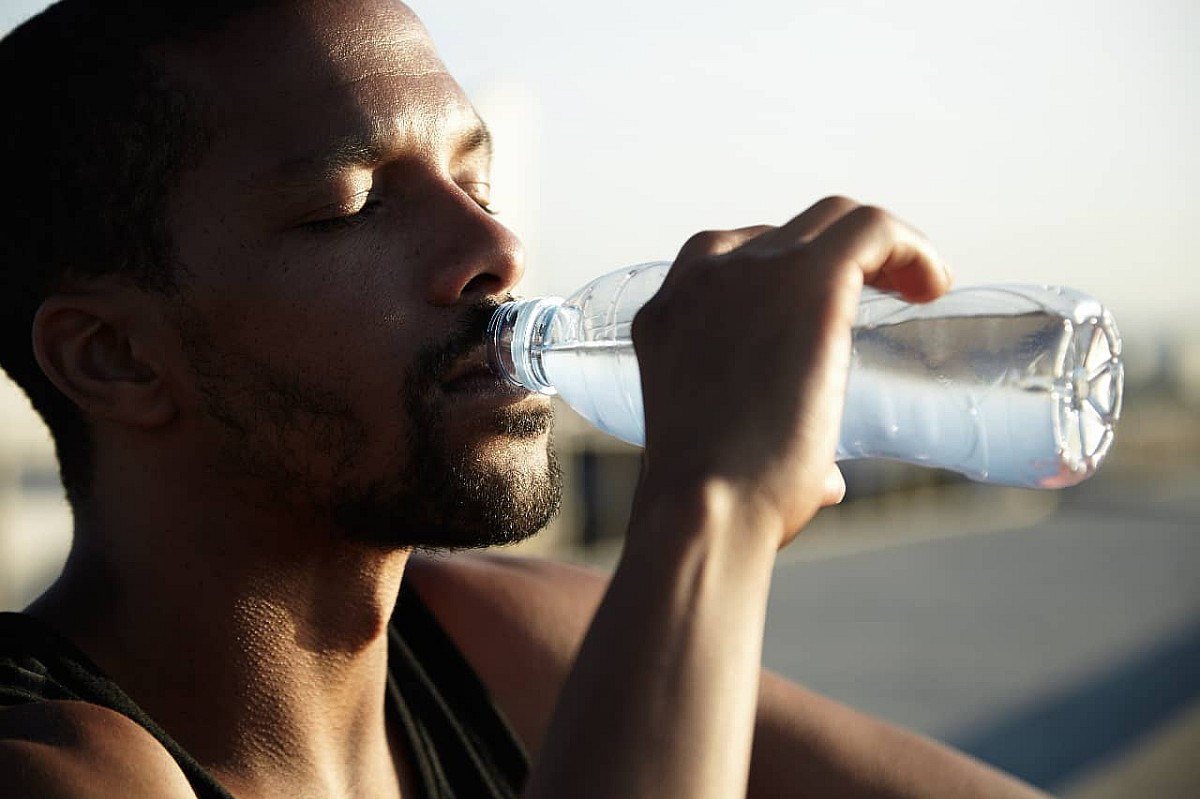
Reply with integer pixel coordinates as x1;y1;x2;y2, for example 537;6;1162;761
333;432;564;552
451;396;555;449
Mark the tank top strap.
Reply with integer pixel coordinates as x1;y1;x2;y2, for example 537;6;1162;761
0;611;236;799
388;579;530;798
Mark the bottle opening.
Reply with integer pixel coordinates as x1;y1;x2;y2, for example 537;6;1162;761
486;297;563;395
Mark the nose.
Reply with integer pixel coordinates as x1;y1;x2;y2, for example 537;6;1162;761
420;182;526;306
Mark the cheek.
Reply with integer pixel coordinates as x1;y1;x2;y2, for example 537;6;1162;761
270;250;432;358
190;260;412;359
174;232;449;412
177;294;415;419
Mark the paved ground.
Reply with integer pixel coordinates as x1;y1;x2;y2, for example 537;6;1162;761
756;465;1200;796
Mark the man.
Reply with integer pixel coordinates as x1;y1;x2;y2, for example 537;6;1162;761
0;1;1048;796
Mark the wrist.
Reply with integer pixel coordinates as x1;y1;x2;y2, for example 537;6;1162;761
624;470;784;572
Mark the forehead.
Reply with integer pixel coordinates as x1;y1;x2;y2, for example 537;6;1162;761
164;0;477;179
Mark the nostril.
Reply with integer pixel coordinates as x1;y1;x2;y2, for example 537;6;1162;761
461;273;497;297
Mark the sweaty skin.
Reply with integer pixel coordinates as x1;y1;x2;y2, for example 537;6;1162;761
1;1;1048;797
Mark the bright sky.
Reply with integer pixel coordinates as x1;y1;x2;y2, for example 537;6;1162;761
4;0;1196;336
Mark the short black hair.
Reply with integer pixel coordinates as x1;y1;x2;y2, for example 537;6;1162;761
0;1;273;504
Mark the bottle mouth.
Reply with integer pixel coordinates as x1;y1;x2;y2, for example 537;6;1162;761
486;302;523;387
486;297;563;394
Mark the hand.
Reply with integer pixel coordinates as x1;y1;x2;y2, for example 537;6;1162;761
631;196;952;547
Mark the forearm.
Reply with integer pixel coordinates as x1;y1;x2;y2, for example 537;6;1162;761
748;672;1051;799
524;198;973;798
524;479;781;799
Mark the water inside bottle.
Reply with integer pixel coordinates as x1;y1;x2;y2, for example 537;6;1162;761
841;310;1121;487
541;341;645;446
537;309;1121;488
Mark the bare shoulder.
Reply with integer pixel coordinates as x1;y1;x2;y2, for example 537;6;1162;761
407;551;609;628
404;551;609;664
405;552;610;754
0;700;197;798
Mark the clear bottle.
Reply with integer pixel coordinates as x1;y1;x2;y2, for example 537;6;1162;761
487;262;1124;489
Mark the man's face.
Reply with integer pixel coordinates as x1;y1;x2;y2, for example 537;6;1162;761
160;0;559;548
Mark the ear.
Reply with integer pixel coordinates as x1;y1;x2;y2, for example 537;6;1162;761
32;287;178;429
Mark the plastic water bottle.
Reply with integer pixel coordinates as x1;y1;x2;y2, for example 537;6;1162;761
486;262;1124;488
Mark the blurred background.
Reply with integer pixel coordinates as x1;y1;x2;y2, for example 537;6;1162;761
2;0;1197;795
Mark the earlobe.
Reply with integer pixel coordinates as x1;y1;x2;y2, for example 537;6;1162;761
32;292;178;429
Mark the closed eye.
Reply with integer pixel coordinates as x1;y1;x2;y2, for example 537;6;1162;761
460;181;498;216
299;191;381;232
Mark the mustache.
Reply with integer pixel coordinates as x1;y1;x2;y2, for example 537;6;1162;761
406;295;512;392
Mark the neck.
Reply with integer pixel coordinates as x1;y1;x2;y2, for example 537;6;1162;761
29;485;413;796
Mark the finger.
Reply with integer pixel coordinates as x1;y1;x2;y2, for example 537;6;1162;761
737;195;861;256
674;225;777;264
822;466;847;507
806;205;952;302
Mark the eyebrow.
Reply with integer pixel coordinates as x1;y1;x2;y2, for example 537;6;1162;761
264;118;494;191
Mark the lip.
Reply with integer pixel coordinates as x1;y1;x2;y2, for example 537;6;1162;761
441;350;531;400
442;348;491;384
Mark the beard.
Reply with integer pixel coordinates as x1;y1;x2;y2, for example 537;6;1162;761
179;298;562;550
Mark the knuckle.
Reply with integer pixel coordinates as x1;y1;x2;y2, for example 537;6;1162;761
848;203;892;228
680;229;733;256
814;194;859;213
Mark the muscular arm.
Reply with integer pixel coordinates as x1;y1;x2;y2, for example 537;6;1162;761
0;701;197;799
525;486;779;799
410;553;1048;799
751;672;1048;798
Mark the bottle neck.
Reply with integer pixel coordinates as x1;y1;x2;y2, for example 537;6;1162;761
486;297;565;394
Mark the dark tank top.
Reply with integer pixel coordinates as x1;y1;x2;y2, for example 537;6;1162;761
0;581;528;798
